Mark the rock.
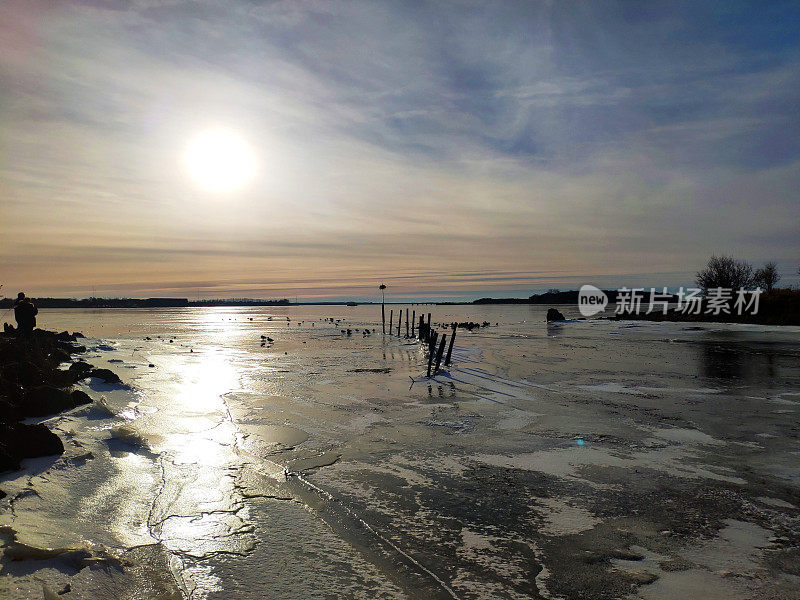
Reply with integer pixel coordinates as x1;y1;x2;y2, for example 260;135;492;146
0;397;21;422
50;348;73;364
25;386;77;417
71;390;92;406
546;308;566;321
56;331;76;342
73;332;85;338
0;423;64;472
82;368;121;384
15;361;46;386
57;341;86;354
0;446;15;472
68;361;94;376
625;571;658;585
48;369;77;388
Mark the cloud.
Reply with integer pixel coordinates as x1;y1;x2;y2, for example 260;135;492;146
1;0;798;299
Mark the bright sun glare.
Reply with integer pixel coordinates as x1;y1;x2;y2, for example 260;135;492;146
183;128;258;193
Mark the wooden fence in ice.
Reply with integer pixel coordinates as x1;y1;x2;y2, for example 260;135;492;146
383;307;456;377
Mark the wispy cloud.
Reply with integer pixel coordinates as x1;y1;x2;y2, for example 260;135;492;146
1;0;798;299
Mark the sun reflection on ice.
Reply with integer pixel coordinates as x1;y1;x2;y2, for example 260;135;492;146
140;346;255;591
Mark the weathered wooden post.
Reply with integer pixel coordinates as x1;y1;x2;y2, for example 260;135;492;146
405;308;409;338
389;310;393;336
434;334;447;374
445;323;456;366
411;310;416;337
380;283;386;334
427;331;438;377
419;315;425;342
397;309;402;336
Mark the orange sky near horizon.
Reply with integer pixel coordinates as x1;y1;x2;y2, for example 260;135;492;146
1;2;798;301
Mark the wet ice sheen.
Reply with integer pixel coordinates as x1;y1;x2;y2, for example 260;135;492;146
1;305;798;599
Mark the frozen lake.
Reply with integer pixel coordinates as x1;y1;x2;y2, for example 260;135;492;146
1;305;799;599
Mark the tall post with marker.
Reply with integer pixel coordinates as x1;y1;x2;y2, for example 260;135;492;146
380;283;387;334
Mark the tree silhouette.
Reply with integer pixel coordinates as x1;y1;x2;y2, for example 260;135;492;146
695;255;754;293
754;262;780;292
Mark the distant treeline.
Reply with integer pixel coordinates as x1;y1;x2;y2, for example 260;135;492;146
188;299;292;306
0;297;190;309
474;290;624;305
0;297;293;309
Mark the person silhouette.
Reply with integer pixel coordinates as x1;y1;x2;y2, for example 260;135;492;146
13;292;38;338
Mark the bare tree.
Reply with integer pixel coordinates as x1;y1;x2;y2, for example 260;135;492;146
753;262;780;292
695;255;754;293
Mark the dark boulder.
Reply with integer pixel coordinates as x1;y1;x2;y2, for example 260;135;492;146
0;423;64;472
68;361;93;376
0;446;15;473
15;361;45;387
56;340;87;354
0;397;21;423
546;308;566;322
71;390;92;406
50;348;73;364
49;369;79;388
0;377;24;405
82;368;122;384
25;386;76;417
56;331;77;342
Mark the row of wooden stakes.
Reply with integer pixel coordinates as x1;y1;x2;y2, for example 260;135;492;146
383;308;456;377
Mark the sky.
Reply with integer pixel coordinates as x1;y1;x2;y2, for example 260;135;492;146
1;0;799;302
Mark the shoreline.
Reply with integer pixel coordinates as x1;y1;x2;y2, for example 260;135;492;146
0;329;184;598
2;312;798;599
0;329;98;476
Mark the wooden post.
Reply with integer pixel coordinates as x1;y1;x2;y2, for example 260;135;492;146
429;328;437;356
389;310;393;336
445;324;456;366
427;331;438;377
419;316;425;342
405;308;409;338
411;310;416;337
397;309;402;336
380;284;386;335
434;334;447;374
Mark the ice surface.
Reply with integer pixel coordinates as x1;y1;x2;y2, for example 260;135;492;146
1;305;798;599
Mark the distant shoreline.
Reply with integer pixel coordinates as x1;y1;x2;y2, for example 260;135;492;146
0;289;613;309
2;290;798;326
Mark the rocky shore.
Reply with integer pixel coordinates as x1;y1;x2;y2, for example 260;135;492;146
0;328;121;478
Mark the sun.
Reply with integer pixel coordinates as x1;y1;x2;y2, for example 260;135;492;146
182;128;258;193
